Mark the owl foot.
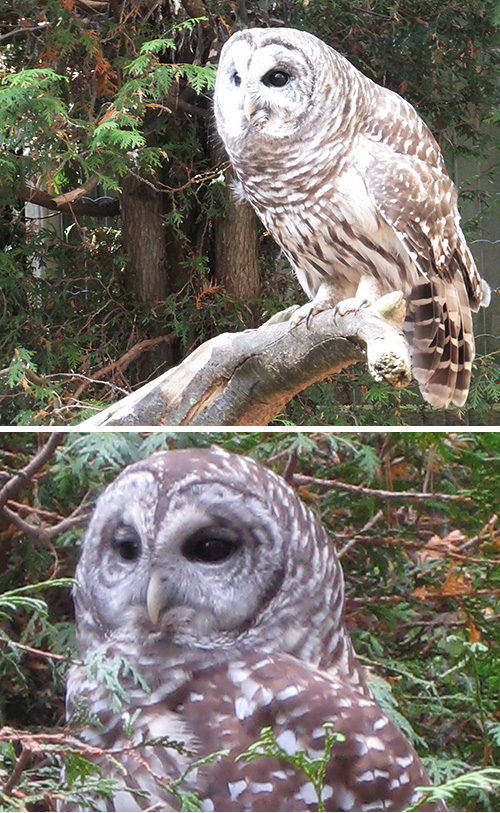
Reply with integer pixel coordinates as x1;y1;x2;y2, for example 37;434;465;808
288;301;334;329
332;297;370;320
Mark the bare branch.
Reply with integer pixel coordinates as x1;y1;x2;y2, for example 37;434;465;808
72;334;175;400
23;186;119;217
78;301;412;427
2;746;31;796
338;509;385;558
291;473;471;503
6;641;80;666
2;504;89;541
50;174;100;207
0;23;50;43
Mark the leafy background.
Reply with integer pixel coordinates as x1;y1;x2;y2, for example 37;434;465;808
0;430;499;809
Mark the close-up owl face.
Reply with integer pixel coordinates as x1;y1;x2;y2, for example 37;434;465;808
214;29;322;142
73;446;344;669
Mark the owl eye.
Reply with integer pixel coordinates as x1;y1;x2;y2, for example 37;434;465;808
263;70;290;87
232;71;241;87
111;525;142;562
182;531;240;564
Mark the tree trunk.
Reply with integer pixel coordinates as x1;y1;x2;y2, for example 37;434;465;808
214;176;261;302
120;173;178;377
121;173;169;304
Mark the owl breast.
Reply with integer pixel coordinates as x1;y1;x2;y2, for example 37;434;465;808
238;153;417;302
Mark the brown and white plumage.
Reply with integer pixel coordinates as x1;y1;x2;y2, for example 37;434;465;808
66;448;444;811
214;27;491;407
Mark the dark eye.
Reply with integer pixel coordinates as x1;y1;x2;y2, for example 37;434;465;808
232;71;241;87
111;526;142;562
182;532;239;564
263;70;289;87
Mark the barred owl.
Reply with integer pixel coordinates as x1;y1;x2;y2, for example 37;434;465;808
66;447;444;812
214;28;491;408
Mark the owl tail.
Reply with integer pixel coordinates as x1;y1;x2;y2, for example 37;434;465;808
404;275;475;408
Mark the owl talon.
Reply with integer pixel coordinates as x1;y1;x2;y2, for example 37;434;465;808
333;298;370;320
305;308;316;328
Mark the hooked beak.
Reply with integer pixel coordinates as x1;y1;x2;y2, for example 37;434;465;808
146;570;166;625
244;95;258;121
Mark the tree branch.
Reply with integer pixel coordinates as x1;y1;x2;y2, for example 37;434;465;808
23;186;119;217
0;23;51;43
71;334;175;400
79;295;412;427
50;174;100;207
0;434;63;512
291;475;471;502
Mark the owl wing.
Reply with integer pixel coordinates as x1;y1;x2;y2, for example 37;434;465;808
169;651;442;812
361;90;487;406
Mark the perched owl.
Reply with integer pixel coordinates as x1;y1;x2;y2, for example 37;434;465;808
214;27;491;408
66;447;445;812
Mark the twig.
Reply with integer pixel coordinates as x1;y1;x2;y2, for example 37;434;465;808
0;23;50;43
72;334;175;400
291;474;471;503
5;641;80;666
338;509;384;557
6;500;70;521
2;746;31;796
2;503;90;541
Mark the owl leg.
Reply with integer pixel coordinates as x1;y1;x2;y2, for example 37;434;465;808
332;275;385;319
288;280;346;328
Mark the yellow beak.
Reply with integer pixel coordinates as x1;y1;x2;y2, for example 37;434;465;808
244;96;257;121
146;570;165;625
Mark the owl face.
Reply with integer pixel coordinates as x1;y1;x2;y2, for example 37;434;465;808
215;29;318;143
73;448;342;666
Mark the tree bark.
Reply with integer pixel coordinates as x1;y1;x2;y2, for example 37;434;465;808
121;173;169;304
214;187;261;301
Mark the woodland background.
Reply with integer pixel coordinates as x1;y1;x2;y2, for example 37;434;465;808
0;430;500;809
1;0;500;426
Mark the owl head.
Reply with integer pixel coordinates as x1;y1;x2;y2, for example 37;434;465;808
73;447;346;672
214;27;359;147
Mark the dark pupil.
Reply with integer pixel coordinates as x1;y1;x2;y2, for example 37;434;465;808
118;538;139;560
112;528;141;561
183;536;237;563
264;70;289;87
233;71;241;86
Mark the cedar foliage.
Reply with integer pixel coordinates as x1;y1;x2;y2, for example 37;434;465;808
1;431;500;809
